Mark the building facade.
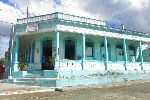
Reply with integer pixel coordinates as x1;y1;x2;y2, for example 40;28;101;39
7;12;150;78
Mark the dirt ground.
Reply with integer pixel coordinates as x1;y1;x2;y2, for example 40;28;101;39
1;80;150;100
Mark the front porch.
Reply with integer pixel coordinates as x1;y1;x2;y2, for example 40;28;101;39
10;60;149;79
8;28;150;79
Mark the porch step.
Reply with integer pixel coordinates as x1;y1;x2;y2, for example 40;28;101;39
13;78;37;86
26;70;44;78
8;78;57;87
25;73;44;78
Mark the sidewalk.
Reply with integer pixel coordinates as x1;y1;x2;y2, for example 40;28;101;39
0;81;55;96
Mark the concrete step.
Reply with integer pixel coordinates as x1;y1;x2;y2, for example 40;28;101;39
25;70;44;78
9;78;57;87
25;73;44;78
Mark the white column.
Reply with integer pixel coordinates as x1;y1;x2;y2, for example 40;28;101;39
82;33;85;70
13;35;19;72
104;36;108;70
123;39;127;70
56;31;60;60
139;41;143;70
55;31;60;70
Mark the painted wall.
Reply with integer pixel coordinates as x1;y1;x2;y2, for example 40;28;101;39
18;31;142;63
17;31;150;72
143;50;150;62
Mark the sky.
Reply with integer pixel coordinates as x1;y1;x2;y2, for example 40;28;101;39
0;0;150;34
0;0;150;58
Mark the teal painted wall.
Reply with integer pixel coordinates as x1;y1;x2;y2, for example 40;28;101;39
143;50;150;62
18;31;149;67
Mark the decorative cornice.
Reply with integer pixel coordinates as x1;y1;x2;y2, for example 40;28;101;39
57;25;150;42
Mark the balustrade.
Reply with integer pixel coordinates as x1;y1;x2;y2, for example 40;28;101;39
27;63;35;71
126;62;141;70
16;12;150;38
59;60;82;70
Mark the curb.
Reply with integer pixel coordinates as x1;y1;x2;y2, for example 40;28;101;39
0;88;55;96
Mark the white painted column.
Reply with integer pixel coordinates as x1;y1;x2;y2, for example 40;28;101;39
104;36;108;70
82;33;85;70
56;31;60;60
139;41;143;70
123;39;127;70
13;35;19;72
8;36;14;79
55;30;60;70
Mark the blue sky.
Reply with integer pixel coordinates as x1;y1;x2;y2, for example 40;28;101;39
0;0;150;35
0;0;14;6
54;0;61;5
0;0;117;28
0;0;150;58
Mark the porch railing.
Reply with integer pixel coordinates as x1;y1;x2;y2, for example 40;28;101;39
108;61;125;70
16;12;150;38
58;60;149;70
59;60;82;70
126;62;141;70
27;63;35;71
84;60;105;70
143;62;150;70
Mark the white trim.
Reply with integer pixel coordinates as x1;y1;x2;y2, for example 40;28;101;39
57;25;150;42
16;27;56;36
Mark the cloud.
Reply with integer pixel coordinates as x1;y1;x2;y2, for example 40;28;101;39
81;0;150;32
0;0;150;35
0;0;150;58
0;1;24;35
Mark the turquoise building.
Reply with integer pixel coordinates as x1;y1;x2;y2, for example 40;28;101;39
6;12;150;86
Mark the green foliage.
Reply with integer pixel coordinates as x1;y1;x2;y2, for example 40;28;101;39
45;56;54;67
18;59;28;69
0;59;4;66
45;56;55;70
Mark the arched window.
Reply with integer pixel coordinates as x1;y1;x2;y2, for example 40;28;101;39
116;44;123;49
116;43;123;55
101;42;111;61
101;42;110;47
65;40;75;60
86;42;93;57
129;45;135;56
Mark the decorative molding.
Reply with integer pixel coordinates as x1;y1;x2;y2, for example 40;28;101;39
57;25;150;42
26;23;38;32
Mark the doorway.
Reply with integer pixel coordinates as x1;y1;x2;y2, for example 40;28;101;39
65;40;75;60
42;40;53;70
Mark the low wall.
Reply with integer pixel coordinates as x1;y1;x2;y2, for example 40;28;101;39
44;69;150;78
56;73;150;87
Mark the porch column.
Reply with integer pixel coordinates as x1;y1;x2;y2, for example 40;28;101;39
8;38;14;79
13;35;19;71
30;45;32;63
82;33;85;70
139;41;143;70
104;36;108;70
55;31;60;70
9;50;13;78
123;39;127;70
56;31;60;60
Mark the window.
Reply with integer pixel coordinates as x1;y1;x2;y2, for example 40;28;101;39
119;50;124;55
116;44;123;49
86;42;93;57
129;45;135;56
116;43;123;55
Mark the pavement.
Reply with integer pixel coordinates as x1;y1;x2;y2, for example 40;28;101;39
0;78;150;96
0;80;56;96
